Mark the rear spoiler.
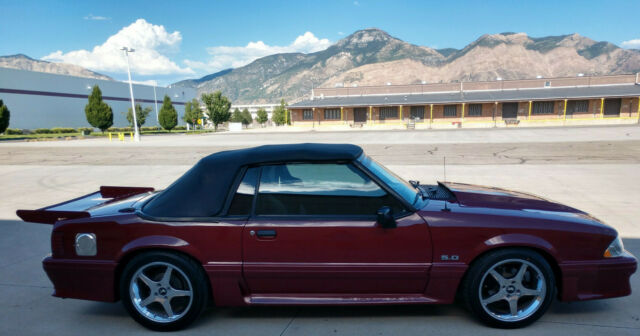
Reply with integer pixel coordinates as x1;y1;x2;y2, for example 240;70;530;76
16;186;154;225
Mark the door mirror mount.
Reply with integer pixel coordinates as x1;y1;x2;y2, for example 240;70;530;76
376;206;396;229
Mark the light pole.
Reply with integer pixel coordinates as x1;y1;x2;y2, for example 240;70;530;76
153;85;159;123
121;47;140;142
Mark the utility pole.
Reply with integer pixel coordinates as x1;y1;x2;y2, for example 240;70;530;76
121;47;140;142
153;85;159;123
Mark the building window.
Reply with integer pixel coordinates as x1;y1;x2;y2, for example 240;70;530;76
324;108;340;120
567;100;589;113
379;107;399;120
467;104;482;116
302;109;314;120
532;101;555;115
443;105;457;117
544;81;551;88
410;106;424;120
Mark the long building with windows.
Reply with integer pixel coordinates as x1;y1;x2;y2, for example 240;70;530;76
288;74;640;128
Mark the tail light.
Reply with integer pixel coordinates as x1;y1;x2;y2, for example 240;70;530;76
52;231;65;257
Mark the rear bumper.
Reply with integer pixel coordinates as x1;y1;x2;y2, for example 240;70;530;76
559;252;637;301
43;256;118;302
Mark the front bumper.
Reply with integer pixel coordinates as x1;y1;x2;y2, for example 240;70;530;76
43;256;118;302
560;252;637;301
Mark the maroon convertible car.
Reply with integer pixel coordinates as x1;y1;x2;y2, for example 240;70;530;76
17;143;636;330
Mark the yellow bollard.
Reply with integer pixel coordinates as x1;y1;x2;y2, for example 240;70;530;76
130;132;133;141
108;132;112;141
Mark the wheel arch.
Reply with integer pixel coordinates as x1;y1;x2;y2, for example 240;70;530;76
113;242;212;303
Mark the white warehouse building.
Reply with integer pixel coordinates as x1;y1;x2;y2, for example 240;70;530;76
0;67;196;129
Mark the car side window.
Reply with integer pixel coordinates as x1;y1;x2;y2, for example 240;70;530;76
255;163;404;216
227;167;259;216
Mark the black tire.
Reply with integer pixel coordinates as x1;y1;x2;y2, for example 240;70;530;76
462;248;556;328
120;251;209;331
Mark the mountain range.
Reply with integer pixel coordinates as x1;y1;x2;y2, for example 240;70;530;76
3;29;640;104
173;28;640;104
0;54;113;81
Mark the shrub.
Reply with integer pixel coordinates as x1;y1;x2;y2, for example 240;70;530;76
107;127;133;132
174;125;186;131
141;126;161;132
5;128;23;135
51;127;76;134
34;128;53;134
77;127;93;135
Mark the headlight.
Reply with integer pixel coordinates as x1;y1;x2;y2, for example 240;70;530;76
604;236;624;258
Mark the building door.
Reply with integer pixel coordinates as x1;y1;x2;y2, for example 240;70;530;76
604;98;621;116
502;103;518;119
354;108;368;122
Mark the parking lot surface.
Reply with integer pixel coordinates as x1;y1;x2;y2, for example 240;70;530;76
1;125;639;335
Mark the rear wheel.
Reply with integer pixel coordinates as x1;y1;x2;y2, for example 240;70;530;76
463;249;555;328
120;252;209;331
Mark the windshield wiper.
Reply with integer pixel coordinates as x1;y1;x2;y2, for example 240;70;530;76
409;180;427;200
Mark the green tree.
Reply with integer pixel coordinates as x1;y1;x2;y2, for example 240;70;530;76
126;104;152;129
241;108;252;126
256;108;268;125
84;85;113;132
182;98;203;128
230;108;243;122
0;99;9;134
272;99;289;126
158;95;178;131
201;91;231;130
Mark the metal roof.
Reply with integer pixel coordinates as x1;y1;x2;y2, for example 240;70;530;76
290;84;640;108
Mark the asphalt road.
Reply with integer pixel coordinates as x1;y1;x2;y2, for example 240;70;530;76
1;125;639;335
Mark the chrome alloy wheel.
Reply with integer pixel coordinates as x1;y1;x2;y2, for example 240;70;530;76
478;259;546;322
129;261;194;323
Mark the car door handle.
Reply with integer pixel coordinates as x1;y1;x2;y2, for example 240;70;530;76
254;230;277;238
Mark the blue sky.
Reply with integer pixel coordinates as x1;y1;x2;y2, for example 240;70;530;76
2;0;639;85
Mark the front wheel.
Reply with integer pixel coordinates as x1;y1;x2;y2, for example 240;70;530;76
463;249;556;328
120;252;209;331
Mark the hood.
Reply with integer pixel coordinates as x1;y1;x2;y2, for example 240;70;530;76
440;182;584;213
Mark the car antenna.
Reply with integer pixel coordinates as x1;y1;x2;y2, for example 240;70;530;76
443;156;447;182
442;156;451;212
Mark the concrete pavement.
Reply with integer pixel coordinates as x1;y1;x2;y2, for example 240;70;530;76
1;125;639;334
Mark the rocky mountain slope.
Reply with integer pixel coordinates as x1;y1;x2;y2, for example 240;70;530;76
175;29;640;104
0;54;112;80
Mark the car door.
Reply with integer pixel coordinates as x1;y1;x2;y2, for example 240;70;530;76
239;162;432;296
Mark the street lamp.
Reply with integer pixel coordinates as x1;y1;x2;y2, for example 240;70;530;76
121;46;140;142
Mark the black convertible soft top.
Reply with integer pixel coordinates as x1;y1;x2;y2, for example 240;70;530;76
143;143;363;217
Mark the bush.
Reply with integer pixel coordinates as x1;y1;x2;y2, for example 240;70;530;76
34;128;53;134
174;125;186;131
51;127;76;134
141;126;161;132
5;128;23;135
107;127;133;132
77;127;93;135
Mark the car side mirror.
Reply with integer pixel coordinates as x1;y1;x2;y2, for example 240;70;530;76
377;206;396;229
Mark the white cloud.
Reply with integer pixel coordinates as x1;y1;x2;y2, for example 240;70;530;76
621;39;640;49
184;32;331;73
43;19;193;76
84;14;110;21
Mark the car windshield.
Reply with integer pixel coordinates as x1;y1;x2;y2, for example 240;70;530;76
357;154;419;205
